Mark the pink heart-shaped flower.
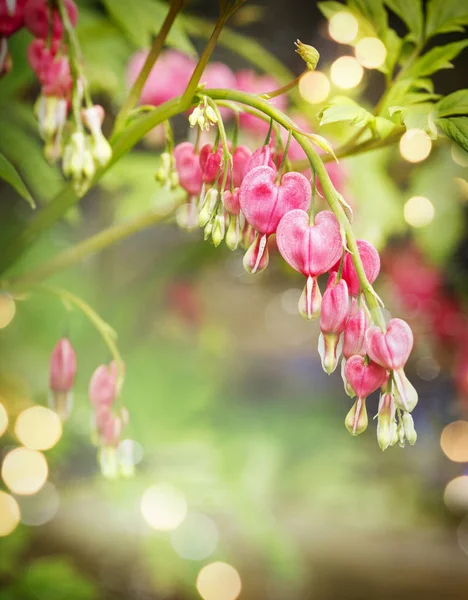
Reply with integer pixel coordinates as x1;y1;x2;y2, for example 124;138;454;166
276;209;342;277
343;300;368;359
366;318;414;370
344;355;387;399
240;167;311;236
339;239;380;296
174;142;203;197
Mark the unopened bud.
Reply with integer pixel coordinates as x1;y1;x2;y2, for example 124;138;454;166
295;40;320;71
91;134;112;166
226;215;240;251
402;411;417;445
345;398;368;436
49;337;77;421
212;214;225;247
198;188;218;227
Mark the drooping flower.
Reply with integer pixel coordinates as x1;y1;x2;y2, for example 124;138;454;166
276;209;341;318
338;240;380;296
365;318;414;370
173;142;203;197
318;276;349;374
240;167;311;274
24;0;78;40
49;337;77;421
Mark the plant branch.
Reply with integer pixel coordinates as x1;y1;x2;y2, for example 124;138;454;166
261;70;306;100
114;0;186;133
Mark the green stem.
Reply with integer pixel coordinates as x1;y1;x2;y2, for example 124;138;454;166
182;15;293;85
9;200;183;285
202;88;386;329
261;71;306;100
114;0;186;133
29;284;125;385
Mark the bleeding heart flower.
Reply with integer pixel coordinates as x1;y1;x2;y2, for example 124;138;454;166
366;318;414;370
24;0;78;40
174;142;203;197
0;0;27;37
244;144;277;174
276;209;341;319
344;355;387;400
49;337;77;421
89;361;119;408
343;300;368;359
240;166;311;275
318;277;349;374
338;240;380;296
232;145;252;188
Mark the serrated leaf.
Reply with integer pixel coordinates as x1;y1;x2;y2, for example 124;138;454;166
396;103;438;138
347;0;388;36
405;40;468;78
436;90;468;118
437;117;468;153
0;153;35;208
383;0;423;41
318;97;374;127
426;0;468;38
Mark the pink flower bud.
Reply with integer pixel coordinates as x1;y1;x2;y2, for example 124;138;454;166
200;143;224;184
232;145;252;188
0;0;27;37
24;0;78;40
173;142;203;197
343;300;368;359
320;278;349;335
89;361;119;408
49;337;77;392
27;38;59;80
344;355;387;400
345;398;368;436
340;240;380;296
366;318;414;370
222;188;240;215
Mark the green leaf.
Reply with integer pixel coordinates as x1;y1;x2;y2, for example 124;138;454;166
391;103;438;138
102;0;196;56
0;153;35;208
347;0;388;36
373;116;397;139
383;0;423;41
380;28;402;76
437;117;468;153
426;0;468;37
318;97;374;127
405;39;468;78
317;1;376;36
436;90;468;118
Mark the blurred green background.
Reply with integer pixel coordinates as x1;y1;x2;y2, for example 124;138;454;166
1;1;468;599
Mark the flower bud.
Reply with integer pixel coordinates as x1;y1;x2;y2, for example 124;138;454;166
318;332;343;374
295;40;320;71
402;411;417;445
320;278;349;334
211;214;225;247
49;337;77;421
345;398;368;436
222;188;241;215
366;318;414;370
376;392;396;451
198;188;218;227
89;361;119;408
225;215;241;251
343;300;368;359
91;134;112;166
392;368;418;412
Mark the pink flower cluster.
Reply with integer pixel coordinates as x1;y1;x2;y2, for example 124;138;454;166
166;108;418;447
49;338;129;477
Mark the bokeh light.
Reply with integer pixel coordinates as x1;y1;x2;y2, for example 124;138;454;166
0;401;8;437
330;56;364;89
355;37;387;69
440;421;468;462
416;356;440;381
298;71;330;104
196;562;242;600
17;482;60;527
328;11;358;43
0;292;16;328
140;484;187;531
2;447;48;495
399;128;432;163
171;512;219;560
444;476;468;513
15;405;62;450
451;143;468;167
0;491;21;537
403;196;435;228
